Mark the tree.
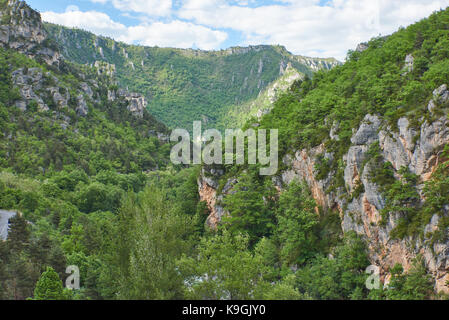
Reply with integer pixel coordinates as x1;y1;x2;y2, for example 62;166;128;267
384;257;434;300
275;181;318;266
7;215;30;253
222;171;277;243
33;267;67;300
177;230;270;300
116;187;195;299
296;232;370;300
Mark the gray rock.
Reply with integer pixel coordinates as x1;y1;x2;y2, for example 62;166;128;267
379;117;416;170
47;87;69;108
356;43;369;52
117;90;147;118
403;54;414;74
433;84;449;104
80;82;93;98
76;95;88;117
350;114;381;145
14;100;27;111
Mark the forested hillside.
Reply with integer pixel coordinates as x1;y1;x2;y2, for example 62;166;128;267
0;0;175;299
44;23;339;130
0;0;448;301
198;7;449;298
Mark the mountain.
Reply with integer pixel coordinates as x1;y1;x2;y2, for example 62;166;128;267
1;0;449;301
44;23;340;130
0;0;177;297
199;7;449;296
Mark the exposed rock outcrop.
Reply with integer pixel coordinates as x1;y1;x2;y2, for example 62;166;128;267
113;89;147;118
198;87;449;293
76;94;88;117
197;166;235;229
356;43;369;53
0;0;61;67
283;104;449;293
403;54;415;75
12;67;48;111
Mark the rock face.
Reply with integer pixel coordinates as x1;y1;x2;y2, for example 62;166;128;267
356;43;369;53
115;89;147;118
12;67;48;111
198;167;229;229
198;87;449;293
403;54;415;74
76;94;88;117
281;104;449;293
0;0;61;67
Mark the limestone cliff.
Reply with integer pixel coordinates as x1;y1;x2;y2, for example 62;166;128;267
0;1;152;120
0;0;60;67
199;85;449;293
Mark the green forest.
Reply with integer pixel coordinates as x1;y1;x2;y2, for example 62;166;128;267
0;0;449;301
44;23;338;131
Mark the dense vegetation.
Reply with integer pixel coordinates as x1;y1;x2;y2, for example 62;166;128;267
44;23;337;131
0;0;448;301
253;7;449;240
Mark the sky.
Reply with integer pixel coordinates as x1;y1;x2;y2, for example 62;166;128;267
27;0;449;61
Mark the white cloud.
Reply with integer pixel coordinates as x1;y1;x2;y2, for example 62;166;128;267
177;0;449;60
49;1;449;60
42;9;128;39
120;21;228;50
41;8;228;51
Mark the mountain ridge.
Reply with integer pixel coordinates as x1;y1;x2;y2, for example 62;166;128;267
43;22;340;130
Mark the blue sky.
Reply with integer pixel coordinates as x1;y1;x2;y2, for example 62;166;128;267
27;0;449;60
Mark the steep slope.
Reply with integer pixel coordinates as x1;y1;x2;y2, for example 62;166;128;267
220;63;304;129
198;8;449;294
44;23;340;130
0;0;175;300
0;0;169;175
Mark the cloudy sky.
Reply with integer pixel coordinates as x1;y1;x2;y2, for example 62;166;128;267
28;0;449;61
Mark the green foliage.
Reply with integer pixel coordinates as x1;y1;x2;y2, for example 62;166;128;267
369;257;434;300
222;170;277;244
295;232;370;300
44;23;337;131
275;181;318;266
116;187;196;299
33;267;68;300
177;230;269;300
381;167;421;237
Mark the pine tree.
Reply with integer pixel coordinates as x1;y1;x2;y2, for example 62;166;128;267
7;215;30;253
33;267;66;300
